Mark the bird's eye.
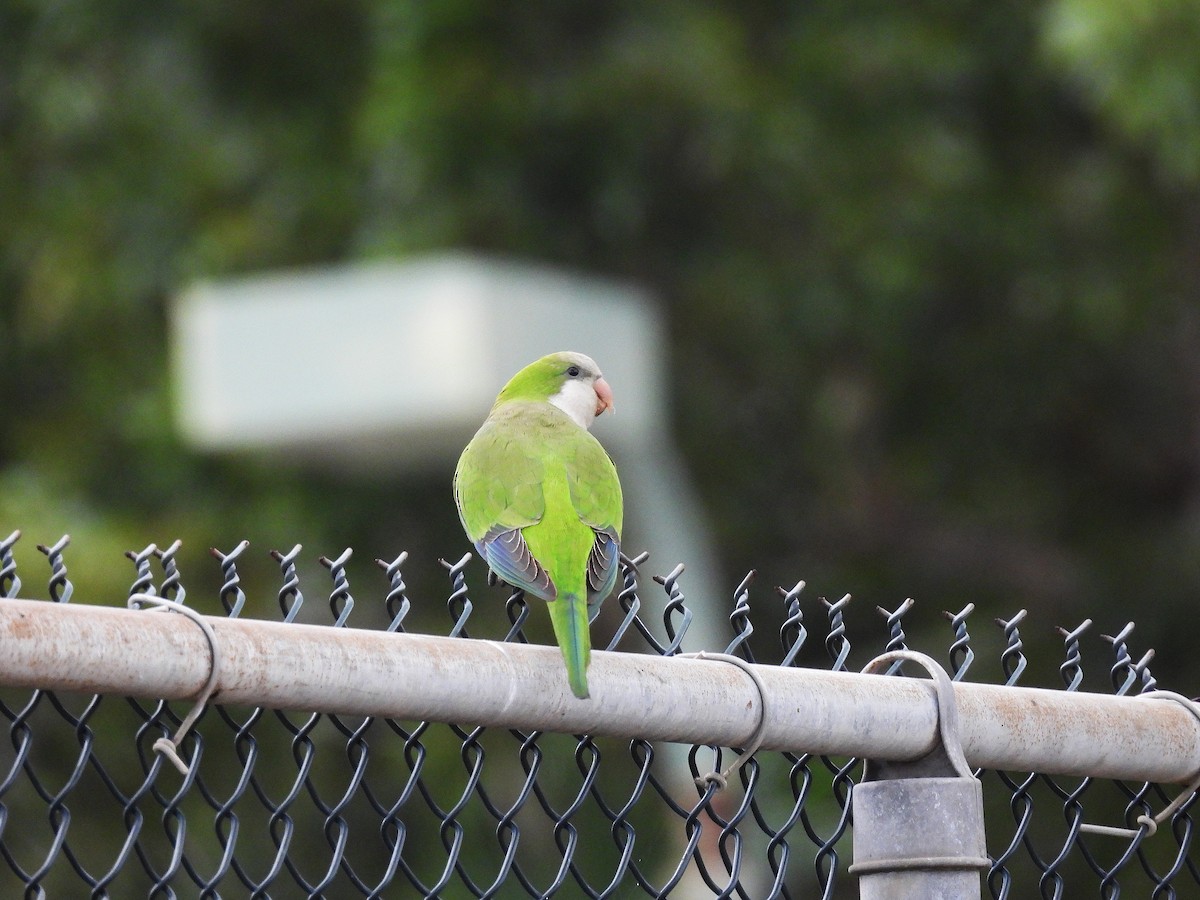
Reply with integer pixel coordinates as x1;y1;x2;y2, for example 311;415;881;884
566;365;581;377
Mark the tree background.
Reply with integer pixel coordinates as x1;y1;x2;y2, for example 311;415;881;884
3;0;1200;890
6;0;1200;657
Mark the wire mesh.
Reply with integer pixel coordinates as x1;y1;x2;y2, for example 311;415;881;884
0;529;1197;899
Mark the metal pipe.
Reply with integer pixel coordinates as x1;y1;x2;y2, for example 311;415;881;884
1;597;1197;784
852;777;988;900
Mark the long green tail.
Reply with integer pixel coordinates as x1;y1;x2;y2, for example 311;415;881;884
547;593;591;699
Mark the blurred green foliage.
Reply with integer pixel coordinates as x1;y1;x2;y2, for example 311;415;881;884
6;0;1200;663
5;1;1200;894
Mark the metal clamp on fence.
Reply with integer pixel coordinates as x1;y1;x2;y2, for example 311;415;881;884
677;651;769;790
1079;689;1200;840
849;650;991;900
127;593;223;776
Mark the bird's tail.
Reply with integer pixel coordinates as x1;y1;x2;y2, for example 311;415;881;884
548;592;591;699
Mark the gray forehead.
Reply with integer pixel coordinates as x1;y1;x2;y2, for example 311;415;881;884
557;351;601;375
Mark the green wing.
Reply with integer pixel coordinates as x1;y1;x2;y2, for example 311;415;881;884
454;414;545;542
563;423;623;537
454;401;622;542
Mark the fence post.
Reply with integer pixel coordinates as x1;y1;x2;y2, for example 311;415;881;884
849;652;990;899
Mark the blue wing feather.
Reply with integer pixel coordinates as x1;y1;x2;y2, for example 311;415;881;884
586;527;620;612
477;527;556;602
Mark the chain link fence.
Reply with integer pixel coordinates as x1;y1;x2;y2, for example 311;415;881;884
0;529;1197;898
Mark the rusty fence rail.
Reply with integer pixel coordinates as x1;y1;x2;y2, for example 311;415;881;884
1;530;1198;898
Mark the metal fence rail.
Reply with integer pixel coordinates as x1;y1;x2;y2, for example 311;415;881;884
1;530;1197;898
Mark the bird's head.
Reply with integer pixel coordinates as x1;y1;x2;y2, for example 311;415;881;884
496;351;614;428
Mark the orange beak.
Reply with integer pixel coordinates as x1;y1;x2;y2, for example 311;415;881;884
594;376;614;416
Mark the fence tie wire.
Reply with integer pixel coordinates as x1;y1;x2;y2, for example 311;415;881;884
127;592;223;776
677;651;769;790
1079;689;1200;840
860;649;973;778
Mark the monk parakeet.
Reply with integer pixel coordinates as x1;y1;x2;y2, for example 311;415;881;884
454;351;623;699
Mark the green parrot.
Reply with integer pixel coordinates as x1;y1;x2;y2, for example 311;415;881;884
453;351;623;699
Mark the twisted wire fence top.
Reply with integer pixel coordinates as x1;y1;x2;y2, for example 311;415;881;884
0;530;1196;899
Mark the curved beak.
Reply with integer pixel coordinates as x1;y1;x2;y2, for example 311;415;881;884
594;376;614;417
